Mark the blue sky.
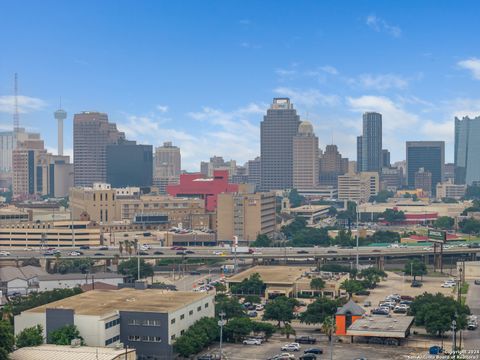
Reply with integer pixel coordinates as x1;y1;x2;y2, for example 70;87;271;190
1;1;480;170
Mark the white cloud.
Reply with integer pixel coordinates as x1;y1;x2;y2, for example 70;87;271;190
366;14;402;38
458;58;480;80
0;95;47;114
348;73;409;90
446;97;480;119
346;95;418;132
156;105;169;113
319;65;338;75
420;120;454;142
275;68;297;77
274;87;340;107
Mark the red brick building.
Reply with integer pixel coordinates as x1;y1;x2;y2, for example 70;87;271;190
166;170;238;211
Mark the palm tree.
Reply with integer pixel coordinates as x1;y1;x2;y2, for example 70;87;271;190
280;323;296;339
119;241;123;255
321;316;336;342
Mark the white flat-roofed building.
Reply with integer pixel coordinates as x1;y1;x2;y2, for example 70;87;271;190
15;288;215;360
37;272;124;292
10;344;136;360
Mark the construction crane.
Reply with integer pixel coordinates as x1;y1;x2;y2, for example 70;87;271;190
13;73;20;137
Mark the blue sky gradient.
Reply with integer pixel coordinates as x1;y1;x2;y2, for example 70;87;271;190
1;1;480;170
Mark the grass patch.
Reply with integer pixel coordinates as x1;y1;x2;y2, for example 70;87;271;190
460;282;469;295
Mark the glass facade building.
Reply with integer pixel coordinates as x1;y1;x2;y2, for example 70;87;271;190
455;116;480;185
358;112;382;172
406;141;444;194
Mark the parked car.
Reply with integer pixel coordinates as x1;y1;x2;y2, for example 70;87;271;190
411;280;423;288
393;306;408;314
295;336;317;344
441;282;455;288
68;251;81;256
467;322;478;330
0;251;11;256
363;301;372;307
400;295;414;301
429;346;443;355
297;250;309;254
371;308;389;315
154;251;164;255
247;311;258;317
268;353;295;360
139;251;149;255
299;354;316;360
281;343;300;352
474;279;480;285
79;245;90;250
327;250;337;254
99;246;109;250
190;271;201;275
255;304;264;311
303;348;323;354
243;338;262;345
185;250;195;254
94;253;105;256
176;251;187;255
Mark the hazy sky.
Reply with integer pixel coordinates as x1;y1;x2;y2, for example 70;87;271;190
1;0;480;170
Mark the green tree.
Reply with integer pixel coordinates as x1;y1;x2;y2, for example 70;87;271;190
441;197;458;204
214;283;227;293
465;185;480;200
173;317;218;357
230;273;265;296
215;296;245;321
224;317;253;342
334;229;354;247
336;201;357;224
340;279;364;299
281;217;307;238
57;258;94;274
263;296;298;327
279;323;296;339
382;209;406;223
409;292;470;337
251;234;272;247
459;218;480;234
358;267;387;289
48;324;83;345
288;189;305;207
367;230;400;244
370;190;394;203
434;216;455;230
310;278;326;291
118;258;154;279
300;297;338;325
251;321;276;339
0;320;14;356
291;227;331;247
16;325;43;348
321;316;336;342
244;295;261;304
404;259;427;280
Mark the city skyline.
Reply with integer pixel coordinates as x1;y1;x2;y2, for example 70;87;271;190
1;1;480;170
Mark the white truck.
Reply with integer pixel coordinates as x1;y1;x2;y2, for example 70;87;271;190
229;246;251;254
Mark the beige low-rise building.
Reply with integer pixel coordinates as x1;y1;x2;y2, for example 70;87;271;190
216;192;276;242
10;344;136;360
436;180;467;200
0;220;101;248
284;205;331;225
226;266;347;299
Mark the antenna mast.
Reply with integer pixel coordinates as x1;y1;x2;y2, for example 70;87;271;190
13;73;20;136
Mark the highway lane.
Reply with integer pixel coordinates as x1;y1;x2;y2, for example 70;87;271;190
0;244;479;261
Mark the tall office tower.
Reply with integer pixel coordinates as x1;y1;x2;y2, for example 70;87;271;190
260;98;301;190
12;138;46;197
356;136;363;172
107;140;153;188
406;141;444;195
319;144;349;188
247;157;261;190
154;141;181;193
293;121;319;189
54;108;67;156
444;163;455;182
358;112;382;172
455;116;480;185
382;149;391;168
73;112;125;187
0;129;40;173
414;168;432;195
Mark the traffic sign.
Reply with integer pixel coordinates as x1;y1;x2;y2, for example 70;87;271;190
428;229;447;243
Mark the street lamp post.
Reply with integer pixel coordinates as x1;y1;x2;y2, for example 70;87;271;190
218;311;226;359
355;201;360;270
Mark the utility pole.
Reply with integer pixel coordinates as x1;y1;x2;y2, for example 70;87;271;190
452;319;457;360
355;201;360;270
218;311;226;359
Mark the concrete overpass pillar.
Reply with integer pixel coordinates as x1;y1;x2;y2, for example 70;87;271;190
39;257;48;271
375;256;385;271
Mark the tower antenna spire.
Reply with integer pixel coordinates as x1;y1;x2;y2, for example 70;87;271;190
13;73;20;136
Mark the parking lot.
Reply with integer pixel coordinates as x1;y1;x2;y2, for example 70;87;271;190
200;336;426;360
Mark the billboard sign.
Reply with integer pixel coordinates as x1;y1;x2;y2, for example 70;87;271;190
428;229;447;243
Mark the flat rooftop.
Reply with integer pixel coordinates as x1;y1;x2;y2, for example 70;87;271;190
26;288;212;316
227;266;308;284
289;205;330;213
347;315;414;338
10;344;135;360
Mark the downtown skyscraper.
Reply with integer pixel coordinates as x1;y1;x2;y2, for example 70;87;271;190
455;116;480;185
357;112;382;172
406;141;445;194
73;112;125;187
260;98;301;191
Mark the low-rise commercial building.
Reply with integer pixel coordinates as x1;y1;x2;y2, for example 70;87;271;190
14;288;215;360
0;206;31;223
10;344;136;360
284;205;331;225
0;220;101;248
436;180;467;200
216;192;276;242
0;266;47;295
37;272;124;292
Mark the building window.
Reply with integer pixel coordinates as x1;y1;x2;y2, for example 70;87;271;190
170;335;176;341
189;310;193;316
128;319;141;326
128;335;141;341
170;318;175;324
197;306;201;312
105;335;120;345
205;303;209;308
105;318;120;329
143;319;161;326
141;336;162;342
180;330;185;335
180;314;185;320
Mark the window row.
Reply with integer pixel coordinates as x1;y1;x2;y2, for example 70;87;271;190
105;318;120;329
128;335;162;343
105;335;120;346
128;319;161;326
170;303;210;324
